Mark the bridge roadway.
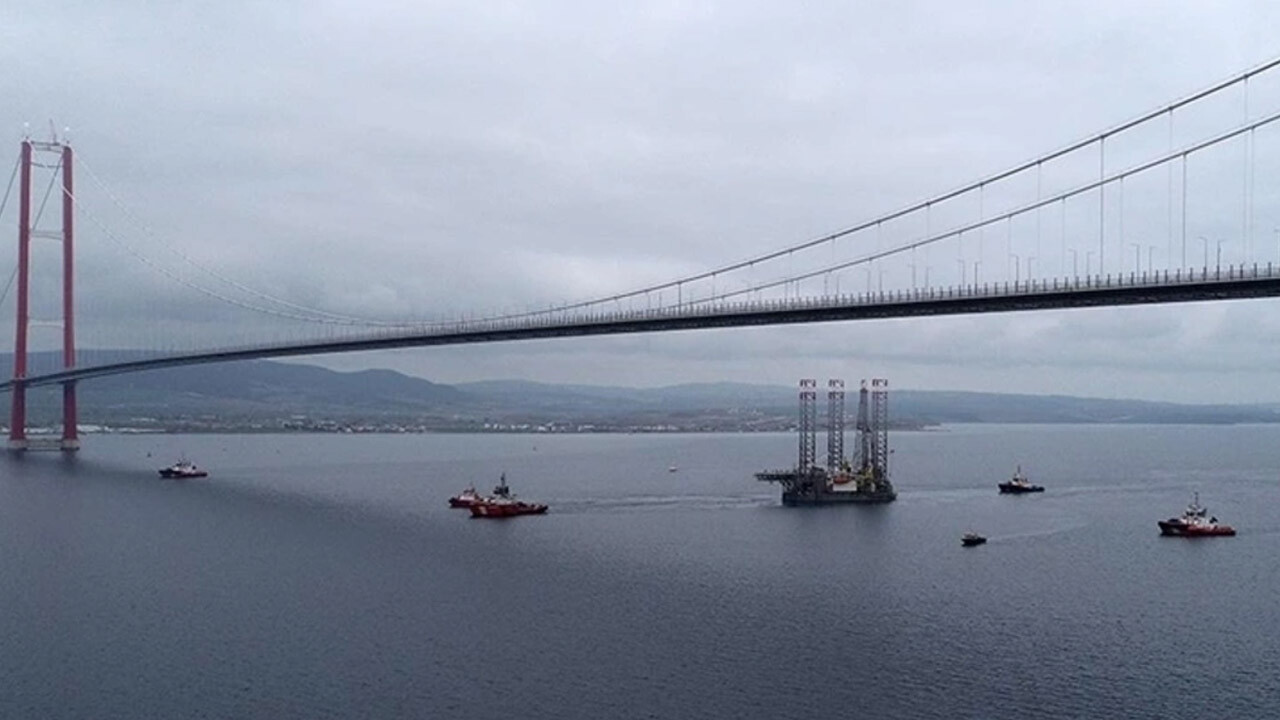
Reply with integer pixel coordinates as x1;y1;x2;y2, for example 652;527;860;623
6;264;1280;391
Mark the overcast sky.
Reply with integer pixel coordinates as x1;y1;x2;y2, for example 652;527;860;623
3;2;1280;403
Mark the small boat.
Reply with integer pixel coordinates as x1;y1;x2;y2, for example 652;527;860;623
961;532;987;547
668;465;679;473
158;459;207;479
998;465;1044;494
1158;493;1235;537
470;474;548;518
447;486;483;509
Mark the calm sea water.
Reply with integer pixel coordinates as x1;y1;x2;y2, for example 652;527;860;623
2;425;1279;719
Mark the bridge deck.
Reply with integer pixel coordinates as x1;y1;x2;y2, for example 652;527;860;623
4;264;1279;391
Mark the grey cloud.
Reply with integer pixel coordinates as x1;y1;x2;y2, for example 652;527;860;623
3;2;1280;402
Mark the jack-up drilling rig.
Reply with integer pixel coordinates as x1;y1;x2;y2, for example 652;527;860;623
756;378;897;506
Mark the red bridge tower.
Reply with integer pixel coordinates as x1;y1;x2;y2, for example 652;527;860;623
8;139;77;451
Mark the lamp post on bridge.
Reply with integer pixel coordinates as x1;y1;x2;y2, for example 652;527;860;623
1010;253;1020;283
1026;256;1036;282
1216;239;1226;272
1068;249;1078;277
908;263;930;290
957;258;966;286
1129;243;1141;274
1199;236;1209;271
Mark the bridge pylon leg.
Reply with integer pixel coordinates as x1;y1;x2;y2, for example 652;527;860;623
59;144;77;452
61;381;78;451
8;382;26;451
8;140;32;451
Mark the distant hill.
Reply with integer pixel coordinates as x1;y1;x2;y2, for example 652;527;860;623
454;380;797;413
456;379;1280;425
3;351;1279;428
89;361;465;411
890;390;1279;425
2;352;462;423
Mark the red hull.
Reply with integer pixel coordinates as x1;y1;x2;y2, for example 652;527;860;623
1158;494;1233;537
1158;520;1235;537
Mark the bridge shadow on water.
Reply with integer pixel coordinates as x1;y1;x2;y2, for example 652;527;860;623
0;449;462;548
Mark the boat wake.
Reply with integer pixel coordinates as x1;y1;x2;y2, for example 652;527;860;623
548;494;771;514
983;521;1091;543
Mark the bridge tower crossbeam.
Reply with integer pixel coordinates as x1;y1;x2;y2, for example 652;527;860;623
8;139;77;452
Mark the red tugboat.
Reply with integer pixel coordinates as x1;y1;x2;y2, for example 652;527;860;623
1158;493;1236;537
448;486;483;509
158;459;208;479
469;474;548;518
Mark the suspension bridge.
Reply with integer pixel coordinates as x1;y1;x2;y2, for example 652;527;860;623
6;57;1280;450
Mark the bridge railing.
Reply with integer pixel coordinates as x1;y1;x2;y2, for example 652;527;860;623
338;259;1280;341
276;260;1280;347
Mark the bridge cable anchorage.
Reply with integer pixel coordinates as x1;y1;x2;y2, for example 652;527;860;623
72;152;420;328
64;189;405;326
683;107;1280;307
474;53;1280;326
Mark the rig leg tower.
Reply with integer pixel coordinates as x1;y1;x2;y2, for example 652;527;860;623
852;379;892;493
798;379;817;472
826;379;845;472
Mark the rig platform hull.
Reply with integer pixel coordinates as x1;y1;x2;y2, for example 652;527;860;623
757;469;896;506
782;488;897;506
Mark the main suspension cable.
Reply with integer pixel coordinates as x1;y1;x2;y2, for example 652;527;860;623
466;53;1280;323
686;107;1280;306
0;152;22;311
